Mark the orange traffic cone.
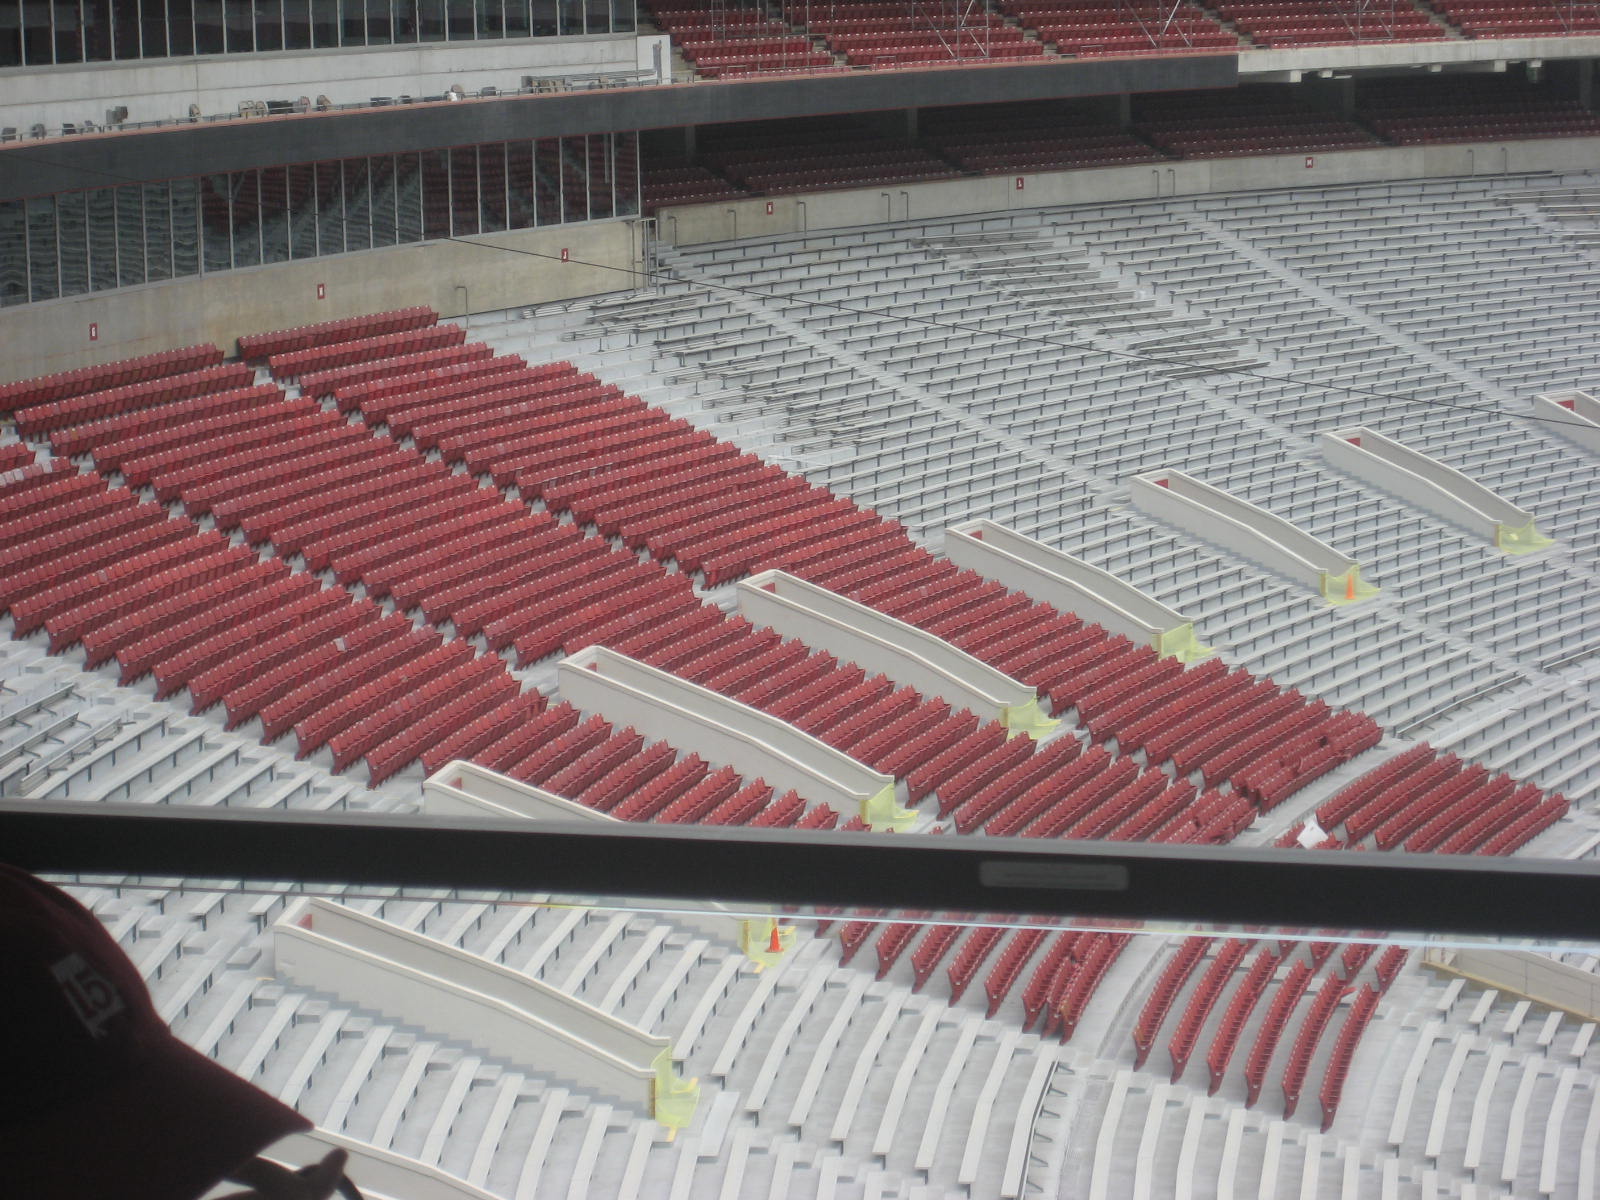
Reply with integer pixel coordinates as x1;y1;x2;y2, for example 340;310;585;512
1345;573;1356;602
768;923;784;954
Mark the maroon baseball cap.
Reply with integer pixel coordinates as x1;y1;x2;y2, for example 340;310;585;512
0;863;312;1200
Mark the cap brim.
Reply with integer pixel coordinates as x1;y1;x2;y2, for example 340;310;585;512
3;1030;312;1200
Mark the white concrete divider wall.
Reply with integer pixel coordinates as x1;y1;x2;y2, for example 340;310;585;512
265;1128;499;1200
558;644;914;829
1319;427;1554;554
273;898;699;1127
737;567;1060;736
943;518;1211;662
1129;469;1377;605
1533;389;1600;457
422;759;620;824
421;758;780;960
1426;947;1600;1021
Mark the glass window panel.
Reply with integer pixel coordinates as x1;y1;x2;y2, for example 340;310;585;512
420;149;449;239
342;158;371;251
613;130;639;218
610;0;631;33
309;0;335;44
259;166;290;264
585;134;613;221
22;0;53;64
560;137;588;223
315;161;344;255
395;153;423;242
583;0;604;34
445;0;471;37
229;170;260;268
56;191;89;296
339;0;362;43
192;0;221;51
474;0;498;37
86;186;117;292
362;0;387;42
287;165;316;259
169;177;199;277
528;0;551;35
222;0;250;50
26;196;58;301
535;138;561;226
82;0;110;58
503;0;528;38
0;201;28;305
141;0;171;55
255;0;282;49
390;0;414;41
167;0;193;53
416;0;441;39
477;143;507;234
555;0;578;35
53;0;83;61
506;141;535;230
142;181;174;282
282;0;308;45
114;185;145;288
367;155;397;247
110;0;137;55
200;175;230;271
449;146;479;236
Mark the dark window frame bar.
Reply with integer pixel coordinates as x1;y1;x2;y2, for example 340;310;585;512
2;799;1597;941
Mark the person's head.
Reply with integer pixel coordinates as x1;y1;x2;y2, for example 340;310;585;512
1;863;358;1200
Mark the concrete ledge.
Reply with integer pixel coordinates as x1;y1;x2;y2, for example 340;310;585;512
1240;34;1600;77
557;644;912;829
1320;426;1552;553
944;518;1211;662
275;897;698;1126
737;567;1057;737
423;758;619;824
1130;468;1377;604
1534;388;1600;456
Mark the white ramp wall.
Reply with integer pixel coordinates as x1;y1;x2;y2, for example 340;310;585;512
558;645;913;829
422;759;779;960
422;759;619;824
273;898;699;1127
1130;469;1377;605
1427;947;1600;1021
1533;389;1600;457
1320;427;1553;554
944;518;1210;662
737;568;1058;736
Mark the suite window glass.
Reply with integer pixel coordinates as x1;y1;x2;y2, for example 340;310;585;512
0;136;637;306
1;0;631;60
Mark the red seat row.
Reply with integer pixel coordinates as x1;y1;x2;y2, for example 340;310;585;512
1280;975;1349;1119
14;363;257;436
1243;960;1314;1107
237;306;436;362
267;324;467;380
1205;947;1280;1094
1167;939;1249;1082
0;344;222;414
300;342;496;401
